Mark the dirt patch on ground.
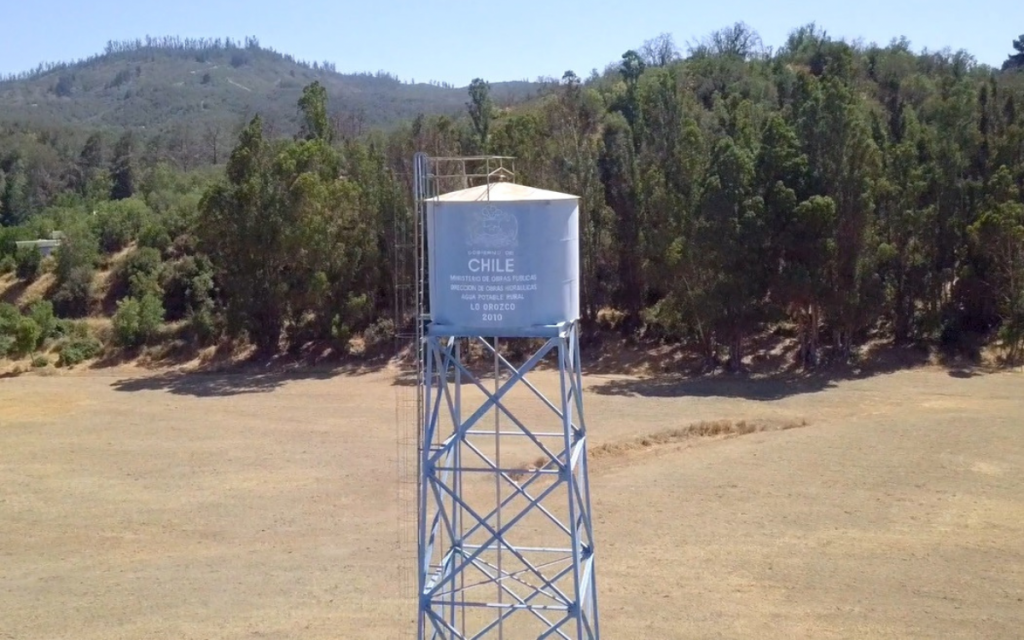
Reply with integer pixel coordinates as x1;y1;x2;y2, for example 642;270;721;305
589;417;809;458
513;418;810;478
1;366;1022;639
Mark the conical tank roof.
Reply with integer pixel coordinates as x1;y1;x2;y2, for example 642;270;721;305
431;182;578;202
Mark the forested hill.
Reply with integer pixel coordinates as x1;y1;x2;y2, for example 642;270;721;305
0;36;543;133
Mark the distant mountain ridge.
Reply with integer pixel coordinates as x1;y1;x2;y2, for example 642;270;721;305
0;36;544;134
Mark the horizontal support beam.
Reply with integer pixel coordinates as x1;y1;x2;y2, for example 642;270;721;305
426;322;572;338
460;545;574;554
455;431;571;438
426;601;571;612
432;467;561;475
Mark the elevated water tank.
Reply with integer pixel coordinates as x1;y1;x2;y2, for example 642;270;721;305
426;182;579;332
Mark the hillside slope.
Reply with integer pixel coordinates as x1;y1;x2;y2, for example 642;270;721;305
0;38;543;133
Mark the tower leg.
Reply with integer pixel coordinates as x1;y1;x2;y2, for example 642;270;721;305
417;323;599;638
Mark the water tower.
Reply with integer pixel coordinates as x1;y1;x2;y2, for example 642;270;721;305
409;153;600;639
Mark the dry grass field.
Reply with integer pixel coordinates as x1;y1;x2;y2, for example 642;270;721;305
1;363;1022;639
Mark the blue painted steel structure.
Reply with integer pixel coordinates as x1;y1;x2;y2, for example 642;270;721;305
412;153;600;639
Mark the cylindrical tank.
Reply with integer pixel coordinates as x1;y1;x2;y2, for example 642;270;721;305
426;182;579;332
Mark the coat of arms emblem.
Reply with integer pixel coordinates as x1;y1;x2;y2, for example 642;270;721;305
467;204;518;249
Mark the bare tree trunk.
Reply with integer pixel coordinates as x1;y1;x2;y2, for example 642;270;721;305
699;329;717;372
894;277;911;344
204;122;222;165
798;312;810;369
728;333;743;373
803;304;820;369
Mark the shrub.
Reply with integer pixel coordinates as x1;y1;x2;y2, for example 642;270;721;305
320;293;372;351
0;255;15;275
998;317;1024;364
162;255;214;321
52;266;94;318
342;293;372;332
93;197;152;252
55;222;99;284
138;219;172;254
27;300;57;345
0;302;19;332
15;246;42;280
113;293;164;348
363;317;396;350
114;246;164;301
330;314;352;353
12;317;41;357
186;306;220;345
53;318;91;340
57;335;102;367
137;294;166;342
32;355;49;368
95;211;133;253
0;302;19;357
0;228;17;256
112;297;141;347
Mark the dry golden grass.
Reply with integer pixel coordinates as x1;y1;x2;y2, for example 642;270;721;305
0;271;55;308
2;359;1023;639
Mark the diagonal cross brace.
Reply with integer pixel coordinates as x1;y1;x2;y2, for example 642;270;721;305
426;337;558;468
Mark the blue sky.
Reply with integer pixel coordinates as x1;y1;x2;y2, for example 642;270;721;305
1;0;1017;85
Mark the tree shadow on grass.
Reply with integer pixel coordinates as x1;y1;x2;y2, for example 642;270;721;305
109;353;396;398
946;368;980;379
587;342;994;401
0;279;30;307
106;332;1003;400
588;372;839;401
109;367;343;397
391;366;419;387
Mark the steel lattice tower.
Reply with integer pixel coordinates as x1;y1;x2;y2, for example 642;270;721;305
411;153;600;639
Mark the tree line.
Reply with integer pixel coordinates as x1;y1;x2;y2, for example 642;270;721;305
478;26;1024;367
1;24;1023;369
